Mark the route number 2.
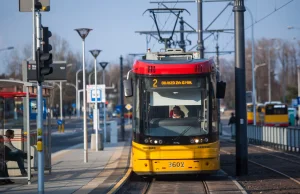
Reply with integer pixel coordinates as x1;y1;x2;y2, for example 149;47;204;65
153;79;158;88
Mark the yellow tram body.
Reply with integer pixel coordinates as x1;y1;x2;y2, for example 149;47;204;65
124;49;225;176
132;141;220;175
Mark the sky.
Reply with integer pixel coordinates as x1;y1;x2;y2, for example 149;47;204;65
0;0;299;73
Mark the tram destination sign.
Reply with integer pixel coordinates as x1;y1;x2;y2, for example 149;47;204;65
150;77;199;88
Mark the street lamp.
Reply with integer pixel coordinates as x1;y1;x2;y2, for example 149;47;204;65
76;69;83;118
99;62;109;142
66;82;76;89
0;46;14;52
288;27;300;122
89;49;101;152
75;28;92;163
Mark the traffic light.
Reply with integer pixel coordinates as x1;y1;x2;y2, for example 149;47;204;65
36;26;53;83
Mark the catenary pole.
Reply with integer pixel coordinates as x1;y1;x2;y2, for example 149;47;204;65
197;0;204;58
233;0;248;176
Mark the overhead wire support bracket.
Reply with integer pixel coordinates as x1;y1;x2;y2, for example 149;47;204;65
143;8;190;50
135;29;234;34
159;3;196;31
150;0;234;3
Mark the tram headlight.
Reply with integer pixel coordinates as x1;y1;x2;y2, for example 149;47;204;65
154;140;158;144
144;139;149;144
158;140;163;144
204;138;209;143
194;139;199;143
190;139;195;144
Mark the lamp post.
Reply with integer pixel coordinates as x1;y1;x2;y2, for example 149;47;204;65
288;26;300;123
89;49;101;152
88;72;95;85
75;28;92;163
66;83;76;115
76;69;83;118
99;62;109;142
258;46;278;103
0;46;14;52
53;82;63;128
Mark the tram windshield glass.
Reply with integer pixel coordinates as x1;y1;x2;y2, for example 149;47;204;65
136;77;209;137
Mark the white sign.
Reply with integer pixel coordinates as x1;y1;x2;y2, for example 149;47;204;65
125;104;132;110
87;85;106;103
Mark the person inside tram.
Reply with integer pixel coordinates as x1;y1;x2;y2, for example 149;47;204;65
4;130;32;176
172;109;182;119
170;106;185;118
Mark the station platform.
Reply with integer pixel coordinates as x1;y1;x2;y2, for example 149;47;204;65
0;126;132;194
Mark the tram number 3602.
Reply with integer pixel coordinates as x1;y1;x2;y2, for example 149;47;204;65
168;162;185;168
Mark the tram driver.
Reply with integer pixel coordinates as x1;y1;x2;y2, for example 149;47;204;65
172;109;182;119
170;106;185;118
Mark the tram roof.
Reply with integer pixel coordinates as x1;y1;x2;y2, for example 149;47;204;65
132;58;214;75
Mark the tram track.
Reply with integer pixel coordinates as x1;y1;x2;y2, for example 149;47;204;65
222;140;300;166
221;140;300;188
119;174;210;194
220;149;300;186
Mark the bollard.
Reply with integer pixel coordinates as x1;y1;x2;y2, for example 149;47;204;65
99;130;104;150
91;131;104;151
62;120;65;133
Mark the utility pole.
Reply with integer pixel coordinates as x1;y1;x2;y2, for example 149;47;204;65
120;56;125;141
178;17;186;51
268;49;271;102
233;0;248;176
36;9;44;193
197;0;204;58
32;0;36;60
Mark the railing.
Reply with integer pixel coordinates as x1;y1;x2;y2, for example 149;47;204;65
229;124;300;153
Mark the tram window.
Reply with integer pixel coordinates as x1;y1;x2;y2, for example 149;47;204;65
247;105;253;112
257;107;261;112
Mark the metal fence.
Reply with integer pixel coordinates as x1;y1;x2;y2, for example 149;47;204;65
230;124;300;153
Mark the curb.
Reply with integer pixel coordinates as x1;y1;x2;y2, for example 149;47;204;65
107;154;132;194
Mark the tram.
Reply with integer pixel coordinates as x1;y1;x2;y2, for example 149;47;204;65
124;48;226;175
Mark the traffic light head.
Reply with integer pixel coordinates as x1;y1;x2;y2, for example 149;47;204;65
42;27;52;53
36;26;53;83
41;26;53;69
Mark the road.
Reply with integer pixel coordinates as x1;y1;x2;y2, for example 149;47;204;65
50;119;93;153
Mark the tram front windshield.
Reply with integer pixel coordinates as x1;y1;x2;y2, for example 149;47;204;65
140;78;209;137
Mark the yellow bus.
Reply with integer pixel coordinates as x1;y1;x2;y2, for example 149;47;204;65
247;103;265;125
264;103;288;127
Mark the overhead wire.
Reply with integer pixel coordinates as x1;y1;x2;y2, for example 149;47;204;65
222;0;294;51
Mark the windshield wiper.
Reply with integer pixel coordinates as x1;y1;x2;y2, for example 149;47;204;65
173;126;193;141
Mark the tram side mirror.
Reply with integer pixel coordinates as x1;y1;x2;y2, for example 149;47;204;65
124;79;133;97
216;81;226;99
